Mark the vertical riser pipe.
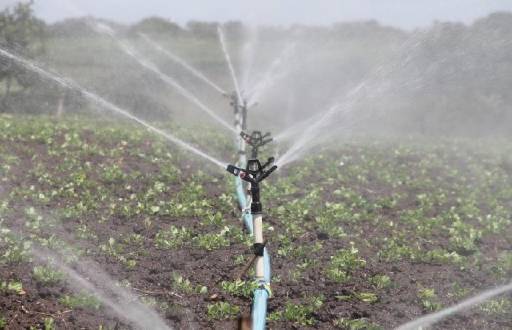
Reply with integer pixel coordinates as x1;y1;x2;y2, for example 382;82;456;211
229;94;271;330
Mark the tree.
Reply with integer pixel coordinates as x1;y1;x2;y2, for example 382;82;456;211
0;0;46;109
129;17;182;36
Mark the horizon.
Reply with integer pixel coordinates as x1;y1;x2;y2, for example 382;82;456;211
0;0;511;30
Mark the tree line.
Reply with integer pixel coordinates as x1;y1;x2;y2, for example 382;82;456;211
0;1;511;137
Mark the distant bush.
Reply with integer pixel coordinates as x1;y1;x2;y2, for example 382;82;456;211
0;0;47;111
129;17;183;36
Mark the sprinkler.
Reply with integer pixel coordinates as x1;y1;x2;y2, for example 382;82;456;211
227;158;276;330
228;91;249;131
226;158;277;283
241;131;273;159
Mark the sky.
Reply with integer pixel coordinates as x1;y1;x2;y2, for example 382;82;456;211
1;0;512;29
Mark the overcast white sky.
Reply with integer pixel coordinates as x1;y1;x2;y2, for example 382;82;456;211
1;0;511;29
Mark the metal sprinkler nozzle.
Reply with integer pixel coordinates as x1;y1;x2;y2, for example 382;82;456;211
241;131;273;159
226;164;241;176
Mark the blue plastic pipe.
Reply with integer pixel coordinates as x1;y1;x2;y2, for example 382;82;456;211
252;288;269;330
235;176;253;233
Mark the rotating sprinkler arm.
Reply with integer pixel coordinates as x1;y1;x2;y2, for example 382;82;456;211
226;157;277;185
227;158;277;217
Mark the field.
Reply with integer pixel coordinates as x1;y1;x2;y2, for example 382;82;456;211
0;114;511;329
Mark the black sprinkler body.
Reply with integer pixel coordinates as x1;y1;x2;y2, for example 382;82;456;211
226;158;277;214
241;131;273;159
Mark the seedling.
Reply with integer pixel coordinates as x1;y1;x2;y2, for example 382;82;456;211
0;280;25;295
33;265;64;285
334;318;381;330
417;288;442;312
269;296;323;326
207;301;240;320
60;292;101;310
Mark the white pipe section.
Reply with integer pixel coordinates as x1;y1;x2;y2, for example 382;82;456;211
253;214;265;281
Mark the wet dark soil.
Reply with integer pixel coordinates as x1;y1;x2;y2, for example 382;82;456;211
1;121;511;329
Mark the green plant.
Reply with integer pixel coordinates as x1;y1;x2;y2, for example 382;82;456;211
354;292;379;304
275;302;316;326
155;226;193;249
269;296;323;326
370;275;392;289
43;317;56;330
33;265;63;285
172;273;207;294
336;291;378;304
1;237;32;263
101;164;126;183
326;246;366;283
418;288;442;312
448;219;482;254
334;318;381;330
206;302;240;320
59;293;101;310
220;279;258;298
491;252;512;278
193;227;231;251
75;224;98;241
480;298;512;315
0;280;25;295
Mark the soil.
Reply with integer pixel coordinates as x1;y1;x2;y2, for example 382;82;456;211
1;122;511;329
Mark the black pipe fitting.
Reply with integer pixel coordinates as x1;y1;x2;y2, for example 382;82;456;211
252;243;266;257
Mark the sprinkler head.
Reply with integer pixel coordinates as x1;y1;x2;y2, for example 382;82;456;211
225;158;277;184
241;131;273;158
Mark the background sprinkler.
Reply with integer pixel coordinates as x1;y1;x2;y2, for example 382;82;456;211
227;91;251;169
241;131;273;159
228;91;249;131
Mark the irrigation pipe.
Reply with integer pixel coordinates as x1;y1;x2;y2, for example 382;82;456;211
230;94;272;330
232;166;272;330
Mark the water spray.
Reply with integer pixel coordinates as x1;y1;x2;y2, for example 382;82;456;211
246;42;296;107
32;249;172;330
139;33;228;96
226;158;277;330
0;47;228;169
396;281;512;330
90;21;236;135
218;26;243;103
219;27;276;327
